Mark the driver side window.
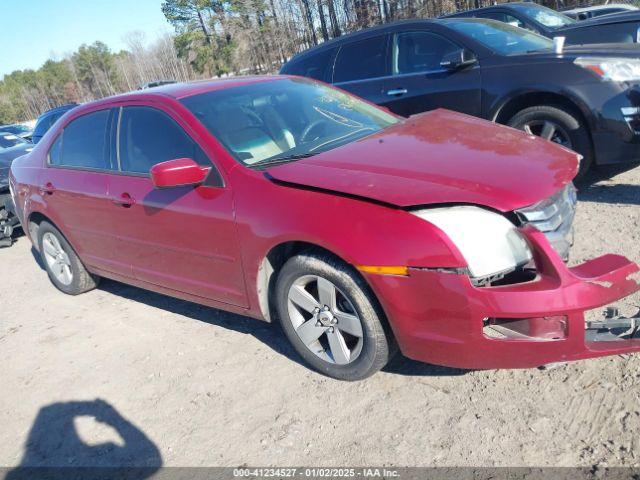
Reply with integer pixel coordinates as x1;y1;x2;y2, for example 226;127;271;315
118;106;210;175
392;31;461;75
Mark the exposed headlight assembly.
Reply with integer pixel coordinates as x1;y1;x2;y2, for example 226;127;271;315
412;206;533;280
575;57;640;82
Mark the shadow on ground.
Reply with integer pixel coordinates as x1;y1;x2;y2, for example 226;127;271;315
577;163;640;206
30;245;466;377
5;399;161;480
102;278;467;378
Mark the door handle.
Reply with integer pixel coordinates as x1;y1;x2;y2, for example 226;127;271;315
112;192;135;208
39;182;55;195
387;88;408;96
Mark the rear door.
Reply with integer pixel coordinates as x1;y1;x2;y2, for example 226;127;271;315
382;29;482;118
108;104;248;307
40;108;127;275
331;34;392;108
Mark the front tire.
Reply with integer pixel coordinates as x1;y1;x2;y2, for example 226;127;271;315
508;105;593;180
275;252;393;381
37;221;99;295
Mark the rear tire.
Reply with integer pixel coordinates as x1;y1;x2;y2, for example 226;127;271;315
275;252;393;381
508;105;593;180
37;221;99;295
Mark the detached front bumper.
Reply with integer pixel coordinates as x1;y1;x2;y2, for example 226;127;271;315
366;227;640;370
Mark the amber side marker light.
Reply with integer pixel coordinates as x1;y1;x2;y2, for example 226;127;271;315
356;265;409;276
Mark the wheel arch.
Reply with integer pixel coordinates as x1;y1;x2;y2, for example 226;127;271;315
256;240;365;323
492;90;594;131
26;211;67;253
492;90;595;162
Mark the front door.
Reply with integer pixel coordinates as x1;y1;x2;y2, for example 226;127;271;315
108;105;248;307
383;30;482;118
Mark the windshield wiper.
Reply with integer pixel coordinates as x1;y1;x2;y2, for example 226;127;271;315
249;152;316;169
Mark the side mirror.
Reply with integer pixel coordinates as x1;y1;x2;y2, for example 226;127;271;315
440;49;477;71
150;158;210;188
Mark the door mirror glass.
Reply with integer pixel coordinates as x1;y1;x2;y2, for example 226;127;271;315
150;158;209;188
440;49;477;70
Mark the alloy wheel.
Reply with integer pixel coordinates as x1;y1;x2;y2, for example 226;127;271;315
287;275;364;365
522;120;573;149
42;232;73;286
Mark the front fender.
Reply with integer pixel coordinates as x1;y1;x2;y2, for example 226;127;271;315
489;86;596;131
232;169;467;318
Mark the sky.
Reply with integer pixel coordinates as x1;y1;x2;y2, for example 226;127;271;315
1;0;173;78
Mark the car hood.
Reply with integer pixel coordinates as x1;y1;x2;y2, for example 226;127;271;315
520;43;640;59
0;144;32;189
266;109;579;212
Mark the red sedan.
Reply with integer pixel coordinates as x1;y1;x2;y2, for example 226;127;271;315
10;76;640;380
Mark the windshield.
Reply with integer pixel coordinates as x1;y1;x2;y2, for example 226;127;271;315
0;133;28;149
180;77;398;167
446;19;553;55
516;3;576;28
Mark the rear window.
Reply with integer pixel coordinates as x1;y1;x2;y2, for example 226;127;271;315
48;109;111;169
333;36;387;83
516;3;575;28
283;48;336;81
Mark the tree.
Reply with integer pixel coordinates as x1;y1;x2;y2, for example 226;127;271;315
161;0;214;43
317;0;330;41
72;41;118;97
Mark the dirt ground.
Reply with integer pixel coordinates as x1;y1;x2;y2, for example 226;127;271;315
1;164;639;470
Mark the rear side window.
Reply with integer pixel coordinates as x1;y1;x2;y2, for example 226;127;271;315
333;36;387;83
118;106;210;174
284;48;336;81
49;109;111;169
393;31;461;74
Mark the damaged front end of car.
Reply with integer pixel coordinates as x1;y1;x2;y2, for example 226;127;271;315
361;183;640;370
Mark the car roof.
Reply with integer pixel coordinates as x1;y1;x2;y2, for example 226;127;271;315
65;76;290;114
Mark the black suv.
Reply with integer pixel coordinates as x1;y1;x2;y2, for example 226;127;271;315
281;18;640;177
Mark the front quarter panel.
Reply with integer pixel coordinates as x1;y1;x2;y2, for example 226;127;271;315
231;168;466;316
482;59;612;130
